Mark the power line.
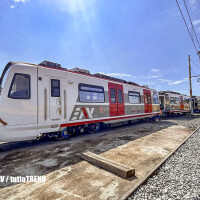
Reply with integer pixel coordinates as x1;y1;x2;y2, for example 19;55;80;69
191;59;199;61
183;0;200;48
191;75;200;77
191;60;200;69
191;67;196;75
176;0;198;52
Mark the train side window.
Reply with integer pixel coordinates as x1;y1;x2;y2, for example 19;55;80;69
148;94;152;104
144;94;148;104
8;73;30;99
184;98;189;104
170;97;174;104
51;79;60;97
175;97;180;104
79;83;104;103
128;91;140;104
153;91;158;104
118;89;123;103
110;88;116;103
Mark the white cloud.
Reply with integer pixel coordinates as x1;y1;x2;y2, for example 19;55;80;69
98;72;132;78
10;5;15;9
158;78;171;84
147;75;161;78
158;77;189;85
190;0;198;9
133;75;161;79
151;68;159;72
97;72;162;80
193;19;200;26
190;0;196;5
140;81;156;85
14;0;30;3
170;78;189;85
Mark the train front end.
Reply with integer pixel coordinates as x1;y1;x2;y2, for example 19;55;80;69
0;62;38;142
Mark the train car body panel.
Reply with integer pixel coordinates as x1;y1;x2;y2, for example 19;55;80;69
0;61;160;142
159;91;191;115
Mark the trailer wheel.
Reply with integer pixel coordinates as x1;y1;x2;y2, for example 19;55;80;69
87;123;100;134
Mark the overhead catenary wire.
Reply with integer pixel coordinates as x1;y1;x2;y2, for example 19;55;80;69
191;59;199;61
182;0;200;49
191;67;197;76
191;60;200;70
176;0;198;52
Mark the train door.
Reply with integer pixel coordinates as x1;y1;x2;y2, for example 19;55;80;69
49;78;62;120
38;68;65;125
159;95;165;110
143;89;152;113
108;82;125;116
180;96;184;110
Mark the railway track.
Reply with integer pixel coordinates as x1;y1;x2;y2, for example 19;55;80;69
121;125;200;200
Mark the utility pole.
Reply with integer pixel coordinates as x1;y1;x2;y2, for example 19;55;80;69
189;55;193;114
188;55;192;98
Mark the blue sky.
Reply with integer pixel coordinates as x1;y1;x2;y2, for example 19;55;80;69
0;0;200;95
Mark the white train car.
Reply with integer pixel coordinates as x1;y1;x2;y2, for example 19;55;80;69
0;61;160;142
159;91;191;115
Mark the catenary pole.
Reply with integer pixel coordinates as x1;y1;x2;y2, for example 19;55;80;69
189;55;192;98
189;55;193;114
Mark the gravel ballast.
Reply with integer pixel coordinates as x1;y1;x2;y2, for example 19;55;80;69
129;116;200;200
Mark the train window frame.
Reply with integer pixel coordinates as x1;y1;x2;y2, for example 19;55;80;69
78;83;105;103
128;91;141;104
153;91;158;104
147;94;152;104
175;97;180;104
110;88;116;103
51;79;60;97
118;89;123;103
170;97;175;104
8;73;31;99
184;98;189;104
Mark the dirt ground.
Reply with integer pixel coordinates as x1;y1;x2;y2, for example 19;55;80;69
0;118;192;200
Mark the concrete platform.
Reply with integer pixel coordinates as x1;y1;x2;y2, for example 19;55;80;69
0;124;191;200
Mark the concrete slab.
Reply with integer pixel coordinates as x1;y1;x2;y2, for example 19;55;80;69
0;125;191;200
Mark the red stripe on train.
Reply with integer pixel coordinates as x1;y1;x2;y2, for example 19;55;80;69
82;107;89;119
60;113;160;128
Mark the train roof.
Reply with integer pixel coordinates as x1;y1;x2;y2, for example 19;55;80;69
0;61;155;90
159;91;189;97
159;91;181;95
